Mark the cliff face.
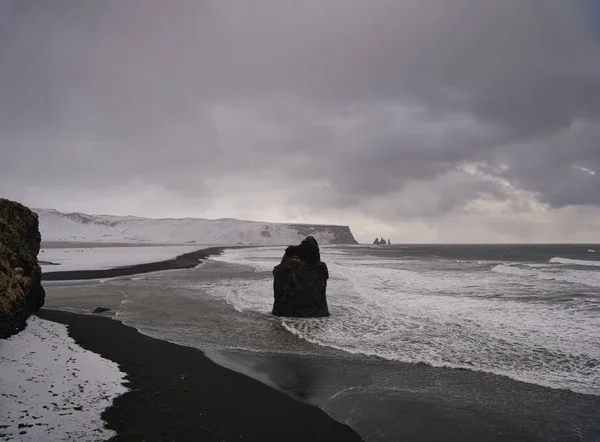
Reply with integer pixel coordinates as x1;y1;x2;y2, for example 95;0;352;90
0;199;45;338
287;224;358;245
35;208;360;245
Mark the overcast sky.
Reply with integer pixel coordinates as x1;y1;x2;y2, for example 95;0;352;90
1;0;600;243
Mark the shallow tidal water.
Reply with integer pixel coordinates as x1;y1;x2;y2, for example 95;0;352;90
43;244;600;441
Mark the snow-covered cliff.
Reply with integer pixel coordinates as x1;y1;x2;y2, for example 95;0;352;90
35;209;358;245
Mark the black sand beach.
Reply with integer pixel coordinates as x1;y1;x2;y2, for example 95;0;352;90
36;244;600;441
35;309;363;442
42;247;226;281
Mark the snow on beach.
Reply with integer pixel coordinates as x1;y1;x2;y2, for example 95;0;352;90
0;316;127;441
40;245;203;272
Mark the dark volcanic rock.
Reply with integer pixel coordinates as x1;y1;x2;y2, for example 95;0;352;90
272;236;329;317
92;307;111;314
0;198;46;338
373;238;380;245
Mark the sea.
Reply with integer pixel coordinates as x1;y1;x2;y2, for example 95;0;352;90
43;244;600;441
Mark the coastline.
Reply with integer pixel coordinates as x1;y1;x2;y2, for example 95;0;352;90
35;309;363;442
35;244;600;441
42;246;226;281
32;308;600;442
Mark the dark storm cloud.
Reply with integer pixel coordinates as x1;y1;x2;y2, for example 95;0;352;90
496;121;600;207
1;0;600;218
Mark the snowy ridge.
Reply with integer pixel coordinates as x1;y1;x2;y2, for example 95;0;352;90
35;209;358;245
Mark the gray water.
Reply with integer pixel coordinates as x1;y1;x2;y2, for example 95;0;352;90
43;244;600;441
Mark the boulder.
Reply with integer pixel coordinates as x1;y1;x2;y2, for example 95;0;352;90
272;236;329;317
0;198;46;338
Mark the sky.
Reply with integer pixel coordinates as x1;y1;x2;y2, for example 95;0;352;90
1;0;600;243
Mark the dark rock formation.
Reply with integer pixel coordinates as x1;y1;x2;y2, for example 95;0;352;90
374;237;390;245
0;198;46;338
272;236;329;317
93;307;111;314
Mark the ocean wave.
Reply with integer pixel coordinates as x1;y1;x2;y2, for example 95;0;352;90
280;321;600;397
491;263;531;276
549;257;600;267
491;263;600;287
200;246;600;397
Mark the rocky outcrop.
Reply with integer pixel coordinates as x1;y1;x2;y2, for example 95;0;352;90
272;236;329;317
0;199;45;338
373;237;391;245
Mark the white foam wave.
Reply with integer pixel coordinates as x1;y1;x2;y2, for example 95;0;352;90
280;321;599;395
209;246;285;272
491;264;531;276
549;257;600;266
206;278;273;314
492;263;600;288
202;246;600;396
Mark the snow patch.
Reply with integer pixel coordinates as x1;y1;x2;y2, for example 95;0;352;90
0;316;127;441
40;245;202;272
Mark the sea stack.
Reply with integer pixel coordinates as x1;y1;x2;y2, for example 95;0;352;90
0;198;46;338
272;236;329;317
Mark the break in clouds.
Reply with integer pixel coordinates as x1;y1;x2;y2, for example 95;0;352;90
1;0;600;242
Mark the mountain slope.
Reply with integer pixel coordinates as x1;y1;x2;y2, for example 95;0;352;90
35;209;359;245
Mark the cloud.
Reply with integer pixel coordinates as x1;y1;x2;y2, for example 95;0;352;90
1;0;600;241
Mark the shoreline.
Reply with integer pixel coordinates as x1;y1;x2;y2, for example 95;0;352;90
42;246;226;281
33;309;600;442
35;244;600;440
34;309;363;442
